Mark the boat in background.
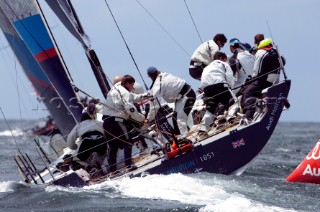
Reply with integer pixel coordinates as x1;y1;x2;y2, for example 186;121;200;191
0;0;291;187
286;140;320;184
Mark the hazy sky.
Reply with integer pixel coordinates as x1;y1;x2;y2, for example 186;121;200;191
0;0;319;122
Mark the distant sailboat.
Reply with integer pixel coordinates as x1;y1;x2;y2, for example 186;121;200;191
0;0;291;187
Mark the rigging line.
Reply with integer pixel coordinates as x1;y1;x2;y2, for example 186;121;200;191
104;0;149;91
229;66;282;92
0;38;40;112
0;43;32;116
149;97;166;140
0;107;22;155
266;21;287;80
54;25;86;87
73;85;144;127
35;0;82;123
79;67;278;124
199;67;284;107
135;0;190;57
14;52;24;135
36;120;139;163
35;0;75;84
183;0;203;43
79;70;194;131
74;87;173;150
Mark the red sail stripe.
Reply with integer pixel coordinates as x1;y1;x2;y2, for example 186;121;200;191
27;73;54;91
35;48;58;62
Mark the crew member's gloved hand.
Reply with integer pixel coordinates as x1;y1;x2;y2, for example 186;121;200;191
140;92;153;98
139;119;150;131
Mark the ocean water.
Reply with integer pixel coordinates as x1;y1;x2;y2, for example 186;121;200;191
0;120;320;212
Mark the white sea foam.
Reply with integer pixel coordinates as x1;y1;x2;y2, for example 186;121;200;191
0;181;15;192
92;173;294;211
276;147;291;153
0;129;24;137
42;173;295;211
0;181;27;192
200;198;295;212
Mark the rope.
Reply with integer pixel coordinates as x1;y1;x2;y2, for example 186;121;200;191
74;85;144;127
29;118;150;171
75;65;284;141
48;82;175;149
104;0;149;91
135;0;190;57
183;0;203;43
0;107;22;155
14;54;24;135
266;21;287;80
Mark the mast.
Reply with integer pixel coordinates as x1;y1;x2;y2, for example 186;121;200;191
45;0;111;98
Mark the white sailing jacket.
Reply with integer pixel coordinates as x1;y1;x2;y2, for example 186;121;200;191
252;49;267;78
201;60;235;89
234;49;254;88
67;120;104;150
252;48;282;84
151;72;185;103
190;40;220;66
102;83;145;122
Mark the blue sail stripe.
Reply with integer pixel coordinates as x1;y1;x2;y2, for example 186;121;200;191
13;14;54;56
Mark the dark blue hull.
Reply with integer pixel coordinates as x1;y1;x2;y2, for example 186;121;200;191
143;80;291;176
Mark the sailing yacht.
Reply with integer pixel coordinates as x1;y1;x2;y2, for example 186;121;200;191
0;0;291;187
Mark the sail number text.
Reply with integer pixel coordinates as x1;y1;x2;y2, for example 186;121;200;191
199;152;215;162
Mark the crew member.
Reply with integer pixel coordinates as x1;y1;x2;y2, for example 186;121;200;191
228;38;255;95
67;103;107;169
197;52;235;138
240;38;285;124
189;33;227;80
147;66;196;138
102;75;147;172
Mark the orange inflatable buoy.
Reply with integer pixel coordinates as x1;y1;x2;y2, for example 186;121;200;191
171;140;177;150
167;144;193;159
286;140;320;184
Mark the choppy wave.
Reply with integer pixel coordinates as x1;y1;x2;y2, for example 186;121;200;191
0;181;28;192
0;129;24;137
79;173;293;211
0;122;318;211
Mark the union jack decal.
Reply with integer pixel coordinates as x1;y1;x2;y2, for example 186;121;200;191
232;139;246;149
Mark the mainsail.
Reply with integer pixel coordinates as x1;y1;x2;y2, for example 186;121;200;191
0;0;83;136
45;0;111;98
